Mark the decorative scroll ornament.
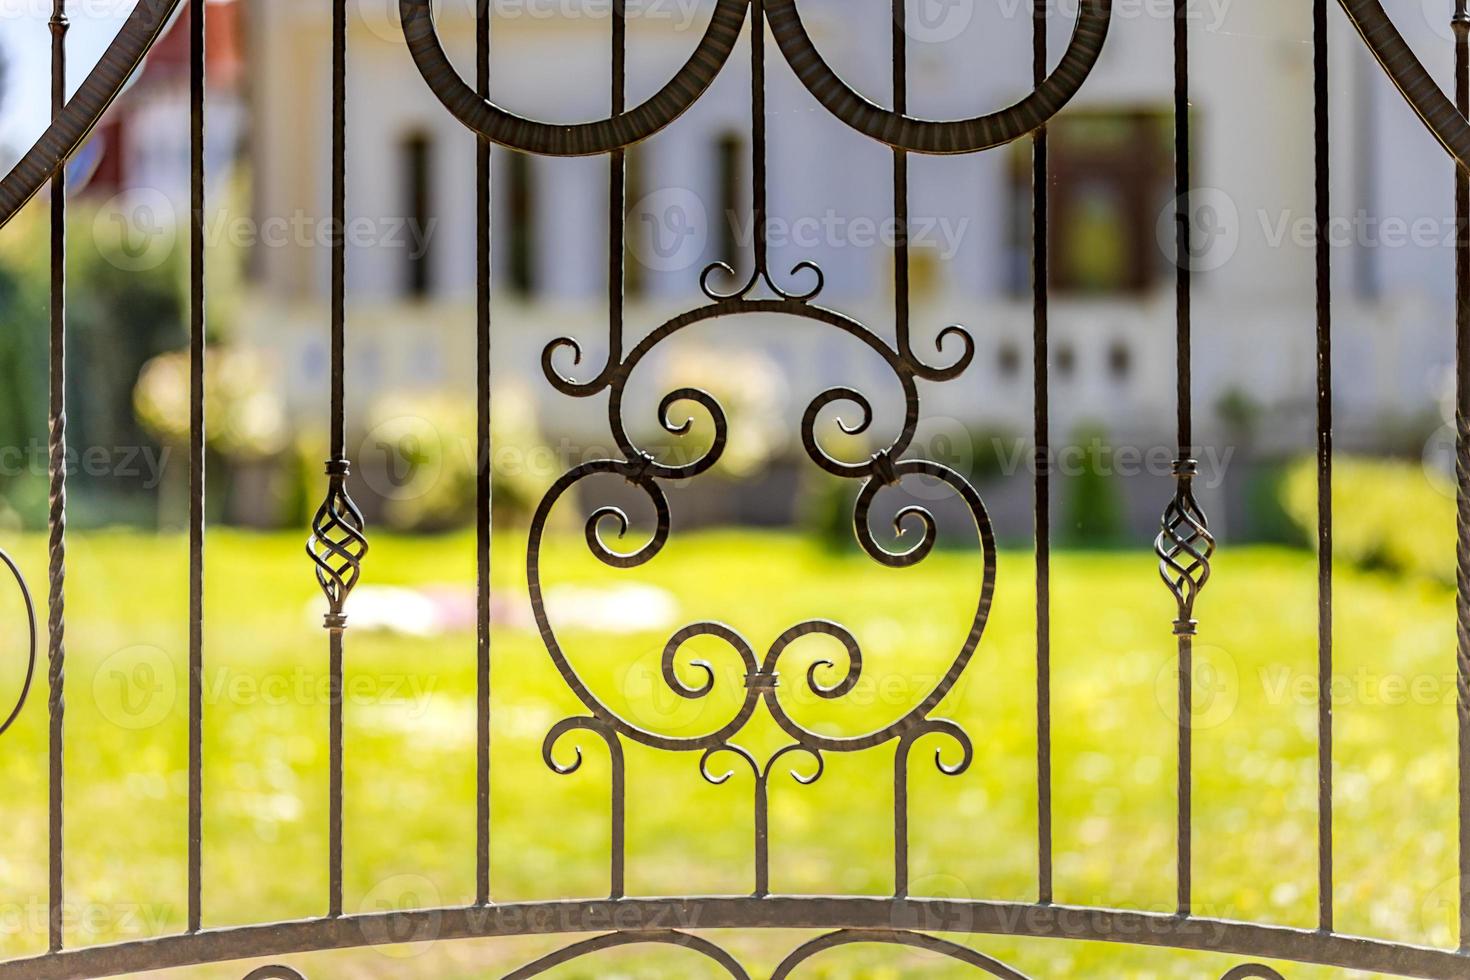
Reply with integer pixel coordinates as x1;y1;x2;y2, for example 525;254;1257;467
1336;0;1470;169
504;932;1292;978
700;257;825;305
524;293;999;911
765;0;1112;154
506;931;750;979
1155;459;1215;636
306;458;368;631
526;309;999;750
773;931;1030;979
398;0;750;156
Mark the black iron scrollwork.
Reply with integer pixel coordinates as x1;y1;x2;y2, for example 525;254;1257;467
764;0;1112;155
544;717;627;898
510;0;1042;912
14;0;1460;973
398;0;750;157
524;303;1000;909
772;931;1031;979
894;721;973;897
501;933;1290;978
505;931;751;979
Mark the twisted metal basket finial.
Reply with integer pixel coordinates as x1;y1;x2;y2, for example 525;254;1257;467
1155;459;1215;636
307;458;368;631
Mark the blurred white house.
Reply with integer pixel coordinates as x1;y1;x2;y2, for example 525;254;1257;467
231;0;1463;474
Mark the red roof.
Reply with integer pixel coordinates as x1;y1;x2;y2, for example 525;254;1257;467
138;0;245;91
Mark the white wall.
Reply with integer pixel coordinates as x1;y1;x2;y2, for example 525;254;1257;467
243;0;1460;451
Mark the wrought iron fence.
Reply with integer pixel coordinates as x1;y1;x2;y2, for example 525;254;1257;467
0;0;1469;976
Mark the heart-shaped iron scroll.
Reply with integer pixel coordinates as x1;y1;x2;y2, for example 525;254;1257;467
0;0;187;227
527;301;997;757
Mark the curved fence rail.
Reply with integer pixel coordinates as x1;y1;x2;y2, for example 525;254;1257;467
3;0;1470;976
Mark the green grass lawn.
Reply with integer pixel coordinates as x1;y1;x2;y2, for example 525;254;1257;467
0;529;1459;978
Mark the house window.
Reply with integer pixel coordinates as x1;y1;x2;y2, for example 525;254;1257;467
714;132;744;275
1010;110;1172;295
508;150;536;297
399;131;433;298
1056;343;1076;376
1108;341;1132;380
997;342;1021;379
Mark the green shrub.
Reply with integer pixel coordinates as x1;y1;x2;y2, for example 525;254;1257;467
798;471;858;554
363;384;554;534
1280;455;1454;584
1063;423;1124;547
0;206;186;528
1242;462;1303;546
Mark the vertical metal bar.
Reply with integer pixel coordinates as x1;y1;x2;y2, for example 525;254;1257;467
1454;0;1470;953
891;0;909;356
1032;0;1053;909
753;773;769;899
328;0;347;920
474;0;493;909
187;0;208;935
893;754;908;898
1172;0;1192;477
1314;0;1334;936
330;7;346;464
750;0;767;276
611;0;626;341
46;0;69;955
605;0;630;905
1172;0;1193;918
328;631;343;917
609;737;625;900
